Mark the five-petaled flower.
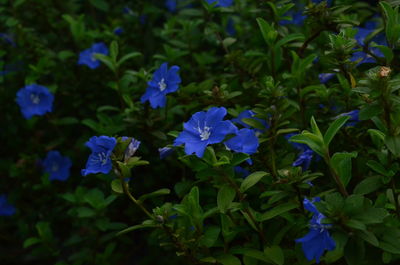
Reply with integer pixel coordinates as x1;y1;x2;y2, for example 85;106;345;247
174;107;238;158
205;0;233;8
81;136;117;176
141;62;181;108
43;151;72;181
16;84;54;119
78;42;109;69
0;194;16;216
296;197;336;263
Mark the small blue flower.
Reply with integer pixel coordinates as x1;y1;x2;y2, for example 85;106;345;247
122;137;141;161
318;73;335;84
165;0;178;12
0;33;16;46
16;84;54;119
0;194;16;216
336;110;359;127
225;128;259;155
43;151;72;181
226;17;236;36
174;107;238;158
234;166;250;178
159;147;175;159
78;42;109;69
114;27;124;36
293;149;314;171
296;198;335;263
205;0;233;8
81;136;117;176
141;62;181;108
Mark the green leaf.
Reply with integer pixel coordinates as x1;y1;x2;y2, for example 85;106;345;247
356;230;379;247
359;104;383;120
217;185;236;213
110;41;119;61
256;17;277;46
289;133;324;156
117;52;141;67
310;116;323;138
84;189;105;209
353;176;383;195
94;53;115;72
346;219;366;230
89;0;109;11
138;188;170;203
216;254;242;265
264;246;284;265
330;152;358;187
240;171;267;192
111;179;124;194
116;223;159;236
275;33;304;47
76;207;96;218
259;202;297;222
198;226;220;248
366;160;394;177
324;115;350;146
385;136;400;157
23;237;41;248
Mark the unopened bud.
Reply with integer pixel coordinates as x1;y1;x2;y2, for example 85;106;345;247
379;66;391;78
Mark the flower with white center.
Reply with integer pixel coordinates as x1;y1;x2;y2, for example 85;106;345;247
81;136;117;176
16;84;54;119
174;107;238;158
141;62;181;108
43;151;72;181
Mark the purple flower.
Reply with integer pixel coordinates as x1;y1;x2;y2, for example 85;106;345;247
225;128;259;155
141;62;181;108
296;198;335;263
81;136;117;176
205;0;233;8
16;84;54;119
174;107;238;158
78;42;109;69
0;194;16;216
43;151;72;181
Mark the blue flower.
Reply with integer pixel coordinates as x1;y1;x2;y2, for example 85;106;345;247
0;33;16;46
293;149;314;171
225;128;259;155
296;198;335;263
16;84;54;119
226;17;236;36
78;42;109;69
122;137;141;161
234;166;250;178
232;110;269;134
165;0;177;12
318;73;335;84
0;194;16;216
114;27;124;36
43;151;72;181
303;197;321;215
205;0;233;8
336;110;359;127
141;62;181;108
174;107;238;158
81;136;117;176
159;147;175;159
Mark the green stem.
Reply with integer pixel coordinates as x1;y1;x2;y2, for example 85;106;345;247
325;151;349;197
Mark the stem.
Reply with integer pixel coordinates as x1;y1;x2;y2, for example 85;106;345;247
118;175;154;220
298;28;324;58
324;152;349;197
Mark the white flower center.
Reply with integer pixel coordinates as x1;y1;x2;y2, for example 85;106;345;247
30;94;40;104
51;163;59;172
91;53;97;61
158;78;167;91
98;152;108;165
196;122;211;141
